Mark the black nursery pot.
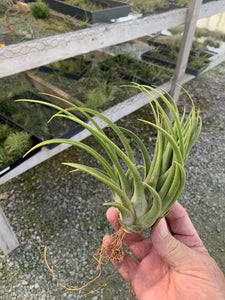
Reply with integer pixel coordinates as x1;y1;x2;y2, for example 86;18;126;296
11;91;87;149
0;114;42;177
42;0;131;23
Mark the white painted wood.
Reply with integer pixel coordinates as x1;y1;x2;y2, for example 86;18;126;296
170;0;203;103
0;80;172;185
0;206;19;255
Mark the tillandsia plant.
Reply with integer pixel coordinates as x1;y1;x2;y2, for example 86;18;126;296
20;84;201;233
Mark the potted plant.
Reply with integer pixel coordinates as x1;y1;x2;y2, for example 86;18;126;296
0;3;86;46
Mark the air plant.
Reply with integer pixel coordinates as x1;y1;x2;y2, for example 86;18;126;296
20;84;201;233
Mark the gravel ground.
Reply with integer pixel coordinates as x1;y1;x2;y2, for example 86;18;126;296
0;62;225;299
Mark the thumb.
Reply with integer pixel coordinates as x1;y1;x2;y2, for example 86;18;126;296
151;218;196;269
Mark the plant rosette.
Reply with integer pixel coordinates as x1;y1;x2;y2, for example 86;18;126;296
22;84;201;233
19;84;201;293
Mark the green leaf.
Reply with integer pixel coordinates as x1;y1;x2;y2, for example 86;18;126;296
15;98;75;118
137;84;185;160
63;162;133;212
137;183;162;228
24;138;117;180
119;127;151;177
160;162;185;216
161;161;186;216
78;107;136;164
103;202;134;226
140;119;183;165
158;162;176;200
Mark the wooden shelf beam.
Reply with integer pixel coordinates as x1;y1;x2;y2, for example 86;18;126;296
1;1;225;78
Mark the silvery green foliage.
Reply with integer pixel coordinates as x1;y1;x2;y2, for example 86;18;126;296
19;84;201;233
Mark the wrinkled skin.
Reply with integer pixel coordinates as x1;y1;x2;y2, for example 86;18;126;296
103;202;225;300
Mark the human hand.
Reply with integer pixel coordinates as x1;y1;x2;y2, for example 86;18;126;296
103;201;225;300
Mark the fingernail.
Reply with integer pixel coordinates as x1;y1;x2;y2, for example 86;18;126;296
158;218;169;238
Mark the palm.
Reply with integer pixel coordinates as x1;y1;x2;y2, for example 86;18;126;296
104;203;225;300
129;249;204;299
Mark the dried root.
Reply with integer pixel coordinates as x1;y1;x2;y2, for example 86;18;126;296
44;227;126;298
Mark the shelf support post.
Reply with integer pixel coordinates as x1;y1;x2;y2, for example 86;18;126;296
170;0;203;103
0;206;19;255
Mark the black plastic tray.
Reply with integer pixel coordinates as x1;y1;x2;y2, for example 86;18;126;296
42;0;131;23
141;51;208;76
11;91;87;149
100;55;172;87
147;34;205;56
38;58;92;80
0;114;42;177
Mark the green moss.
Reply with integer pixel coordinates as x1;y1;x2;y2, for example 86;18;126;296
30;0;50;19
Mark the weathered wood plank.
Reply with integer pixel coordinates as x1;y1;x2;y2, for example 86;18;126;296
0;8;187;78
24;72;85;110
1;1;224;79
0;206;19;255
170;0;203;103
